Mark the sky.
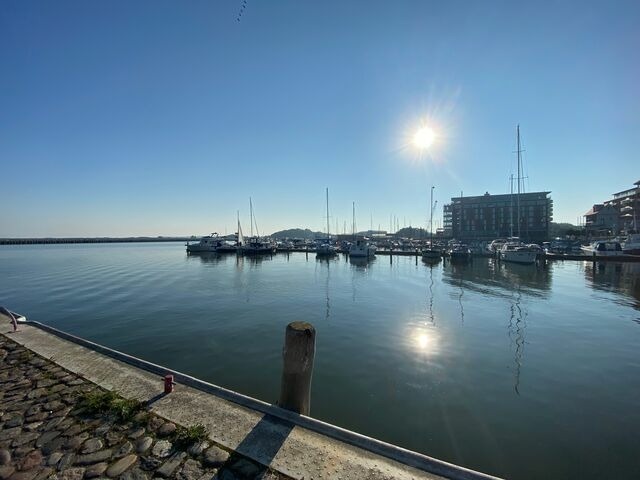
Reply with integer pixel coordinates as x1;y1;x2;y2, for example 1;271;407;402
1;0;638;237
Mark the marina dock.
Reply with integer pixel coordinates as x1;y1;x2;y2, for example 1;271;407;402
1;315;498;480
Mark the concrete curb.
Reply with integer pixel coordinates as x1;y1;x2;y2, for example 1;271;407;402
21;319;500;480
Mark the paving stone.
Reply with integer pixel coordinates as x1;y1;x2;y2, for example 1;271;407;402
26;389;47;400
56;454;75;471
43;417;65;432
46;453;63;467
12;448;33;459
63;425;86;437
48;385;66;394
0;466;14;480
19;450;43;471
135;438;152;455
105;455;137;478
103;432;121;448
138;457;161;472
0;428;22;441
35;431;60;448
33;467;54;480
147;418;164;432
81;439;103;455
156;424;175;438
4;416;24;428
0;450;10;466
176;459;202;480
75;450;113;466
151;441;172;459
93;424;113;437
83;463;107;479
186;442;208;457
12;433;39;448
155;453;185;478
9;471;38;480
202;447;229;468
127;428;145;440
23;423;43;432
24;413;48;424
114;442;133;459
41;437;66;456
65;433;90;451
119;467;148;480
58;468;86;480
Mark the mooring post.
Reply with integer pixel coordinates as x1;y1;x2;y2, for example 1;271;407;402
278;321;316;415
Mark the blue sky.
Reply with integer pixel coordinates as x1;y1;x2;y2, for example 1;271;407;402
1;0;638;237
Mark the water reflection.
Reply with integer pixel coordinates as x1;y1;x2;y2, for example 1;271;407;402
427;264;436;326
316;257;334;322
583;262;640;311
186;252;226;265
441;258;551;300
507;286;527;395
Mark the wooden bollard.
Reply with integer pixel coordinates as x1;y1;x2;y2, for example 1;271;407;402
278;321;316;415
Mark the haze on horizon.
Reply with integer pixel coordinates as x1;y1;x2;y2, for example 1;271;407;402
1;1;638;238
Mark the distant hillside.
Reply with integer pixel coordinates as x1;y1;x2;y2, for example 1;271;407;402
549;222;584;238
395;227;431;238
270;228;324;240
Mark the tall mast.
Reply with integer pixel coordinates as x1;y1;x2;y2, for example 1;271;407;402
516;125;522;239
352;202;356;239
249;197;253;237
510;174;514;237
325;188;330;238
430;186;434;244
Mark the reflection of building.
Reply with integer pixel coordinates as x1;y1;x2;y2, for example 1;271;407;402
584;180;640;234
443;192;552;241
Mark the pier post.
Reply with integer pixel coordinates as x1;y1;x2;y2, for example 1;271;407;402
278;321;316;415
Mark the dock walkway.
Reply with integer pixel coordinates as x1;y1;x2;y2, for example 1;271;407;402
1;318;498;480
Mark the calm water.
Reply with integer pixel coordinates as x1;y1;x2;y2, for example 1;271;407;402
1;243;639;479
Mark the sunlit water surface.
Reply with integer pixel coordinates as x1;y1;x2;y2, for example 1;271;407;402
1;243;639;479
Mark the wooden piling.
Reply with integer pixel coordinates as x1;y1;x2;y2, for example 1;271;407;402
278;321;316;415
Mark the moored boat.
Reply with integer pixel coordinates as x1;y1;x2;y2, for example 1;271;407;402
622;234;640;255
186;233;224;253
349;238;377;258
581;241;623;257
500;240;539;264
449;243;471;263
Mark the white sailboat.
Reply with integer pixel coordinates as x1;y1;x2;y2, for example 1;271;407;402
348;202;376;258
500;126;538;265
422;186;441;261
317;188;337;256
240;198;276;255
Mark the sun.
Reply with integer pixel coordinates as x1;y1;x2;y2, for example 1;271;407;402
413;126;436;150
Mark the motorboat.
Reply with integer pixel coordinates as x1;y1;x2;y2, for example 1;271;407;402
489;238;508;253
581;241;623;257
316;241;337;256
500;240;539;264
449;243;471;263
349;238;377;258
186;233;225;253
622;234;640;255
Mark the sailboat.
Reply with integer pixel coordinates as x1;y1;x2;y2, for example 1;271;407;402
317;188;337;256
239;198;276;255
500;126;539;265
422;186;441;262
348;202;376;258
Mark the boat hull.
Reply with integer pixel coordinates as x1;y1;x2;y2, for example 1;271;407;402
500;250;538;264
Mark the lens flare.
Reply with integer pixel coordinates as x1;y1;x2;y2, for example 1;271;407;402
413;126;436;150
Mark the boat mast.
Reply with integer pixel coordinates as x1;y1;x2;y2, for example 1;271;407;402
326;187;330;239
249;197;253;237
352;202;356;240
430;186;434;245
510;174;514;237
516;125;522;239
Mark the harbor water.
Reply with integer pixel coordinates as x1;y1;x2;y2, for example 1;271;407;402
1;242;639;479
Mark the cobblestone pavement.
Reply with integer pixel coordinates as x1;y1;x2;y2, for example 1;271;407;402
0;335;290;480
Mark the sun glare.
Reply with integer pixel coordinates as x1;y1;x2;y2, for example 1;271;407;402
413;126;436;150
